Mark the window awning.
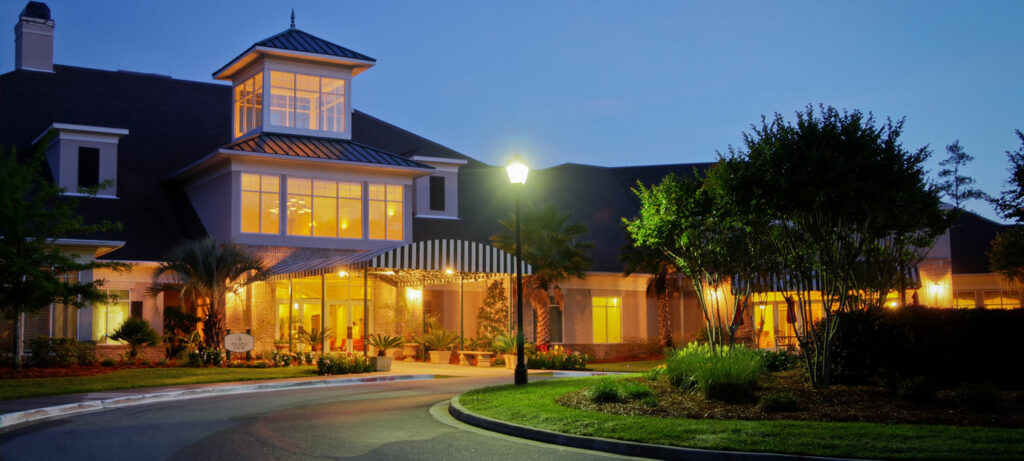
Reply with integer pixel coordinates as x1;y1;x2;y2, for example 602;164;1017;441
268;239;533;282
732;266;921;293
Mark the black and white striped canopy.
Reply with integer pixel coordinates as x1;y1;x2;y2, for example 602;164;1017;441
269;239;532;281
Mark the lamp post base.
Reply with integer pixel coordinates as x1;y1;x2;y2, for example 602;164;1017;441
514;364;528;385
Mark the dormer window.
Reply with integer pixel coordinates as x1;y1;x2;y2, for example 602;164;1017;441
234;72;263;138
33;123;128;198
270;71;346;133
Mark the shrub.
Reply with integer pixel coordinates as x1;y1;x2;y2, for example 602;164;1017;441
895;376;937;404
366;333;403;356
640;395;658;407
110;317;160;359
139;359;151;366
665;343;766;402
249;360;269;368
527;345;588;370
77;341;97;365
491;356;505;367
155;359;169;366
28;337;84;368
757;349;801;372
953;383;1002;411
422;329;460;352
829;306;1024;385
621;381;654;400
185;349;225;367
759;392;799;412
587;379;621;403
316;353;373;375
100;358;117;367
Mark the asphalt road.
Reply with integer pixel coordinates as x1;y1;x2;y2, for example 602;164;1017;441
0;376;642;460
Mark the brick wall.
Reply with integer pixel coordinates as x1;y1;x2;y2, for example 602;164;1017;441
95;344;165;361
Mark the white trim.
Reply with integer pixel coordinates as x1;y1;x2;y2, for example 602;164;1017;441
410;156;468;165
16;66;55;73
214;46;375;80
414;214;461;220
32;123;129;146
167;149;433;181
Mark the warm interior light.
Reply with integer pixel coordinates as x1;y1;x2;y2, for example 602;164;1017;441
928;282;944;295
445;268;454;275
293;303;298;310
888;301;899;308
338;271;348;277
405;287;422;303
506;155;529;184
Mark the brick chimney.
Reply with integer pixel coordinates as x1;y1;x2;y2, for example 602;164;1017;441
14;1;54;72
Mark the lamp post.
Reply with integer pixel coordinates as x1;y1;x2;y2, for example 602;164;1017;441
506;155;529;386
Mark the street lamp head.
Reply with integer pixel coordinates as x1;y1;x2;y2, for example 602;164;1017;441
506;155;529;184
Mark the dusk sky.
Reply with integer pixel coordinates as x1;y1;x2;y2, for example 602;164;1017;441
2;0;1021;222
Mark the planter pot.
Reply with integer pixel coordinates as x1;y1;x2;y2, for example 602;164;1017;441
402;343;419;362
503;354;518;369
429;350;452;364
371;356;393;372
274;343;289;352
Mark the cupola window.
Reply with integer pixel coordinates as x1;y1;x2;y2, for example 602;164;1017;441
270;71;346;133
233;72;263;138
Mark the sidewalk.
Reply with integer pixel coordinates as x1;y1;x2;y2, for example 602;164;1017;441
0;360;540;431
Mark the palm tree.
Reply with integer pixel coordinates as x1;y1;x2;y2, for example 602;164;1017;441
150;238;269;349
621;240;680;348
492;203;592;346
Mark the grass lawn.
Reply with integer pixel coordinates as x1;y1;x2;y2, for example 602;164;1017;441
0;367;319;401
587;359;663;372
459;377;1024;461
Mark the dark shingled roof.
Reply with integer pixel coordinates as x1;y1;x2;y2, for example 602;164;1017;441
0;65;469;261
413;162;711;273
225;133;433;169
950;210;1011;274
255;28;375;62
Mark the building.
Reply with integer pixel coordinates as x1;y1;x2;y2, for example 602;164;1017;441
2;2;1019;361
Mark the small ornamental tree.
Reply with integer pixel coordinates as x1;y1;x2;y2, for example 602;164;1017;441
476;279;509;339
0;141;130;369
110;317;160;360
989;130;1024;285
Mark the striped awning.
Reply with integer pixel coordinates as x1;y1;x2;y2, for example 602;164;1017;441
268;239;532;281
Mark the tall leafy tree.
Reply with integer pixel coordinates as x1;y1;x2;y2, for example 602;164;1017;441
989;130;1024;284
722;105;950;388
621;239;680;348
0;142;129;369
150;238;270;349
492;203;592;346
938;140;988;208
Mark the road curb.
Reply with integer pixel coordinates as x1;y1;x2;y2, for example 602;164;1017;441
0;373;434;431
552;371;627;377
448;394;867;461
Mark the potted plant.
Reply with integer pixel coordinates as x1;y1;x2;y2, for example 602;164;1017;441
297;327;331;352
422;329;460;364
493;333;517;369
366;333;403;371
273;339;289;351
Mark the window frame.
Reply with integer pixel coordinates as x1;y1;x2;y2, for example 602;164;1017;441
368;183;404;241
268;70;348;135
241;173;281;235
592;296;622;344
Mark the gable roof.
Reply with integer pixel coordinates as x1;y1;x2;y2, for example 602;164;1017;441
224;133;433;169
950;210;1011;274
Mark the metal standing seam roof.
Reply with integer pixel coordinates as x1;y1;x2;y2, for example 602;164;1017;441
268;239;533;282
224;134;433;169
255;29;375;62
732;266;922;293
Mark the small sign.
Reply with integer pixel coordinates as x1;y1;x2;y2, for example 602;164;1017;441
224;333;255;352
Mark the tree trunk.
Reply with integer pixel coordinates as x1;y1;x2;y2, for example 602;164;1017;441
204;296;226;350
13;312;23;370
530;288;550;346
657;293;673;348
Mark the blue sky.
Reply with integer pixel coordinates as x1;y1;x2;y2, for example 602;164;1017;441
2;1;1021;221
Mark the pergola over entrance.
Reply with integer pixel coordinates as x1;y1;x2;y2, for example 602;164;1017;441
266;239;532;354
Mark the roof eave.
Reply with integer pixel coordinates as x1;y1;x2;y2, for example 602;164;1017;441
213;46;376;80
167;149;434;182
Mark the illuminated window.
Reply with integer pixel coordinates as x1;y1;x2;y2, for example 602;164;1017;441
234;72;263;137
369;184;403;240
592;296;622;343
286;177;362;238
92;289;130;343
241;173;280;234
954;291;977;309
270;71;346;133
983;290;1021;309
286;177;314;236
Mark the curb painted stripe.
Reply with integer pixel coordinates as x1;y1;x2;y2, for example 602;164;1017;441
448;395;869;461
0;373;434;430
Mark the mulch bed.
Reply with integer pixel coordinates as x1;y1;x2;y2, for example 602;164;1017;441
558;370;1024;427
